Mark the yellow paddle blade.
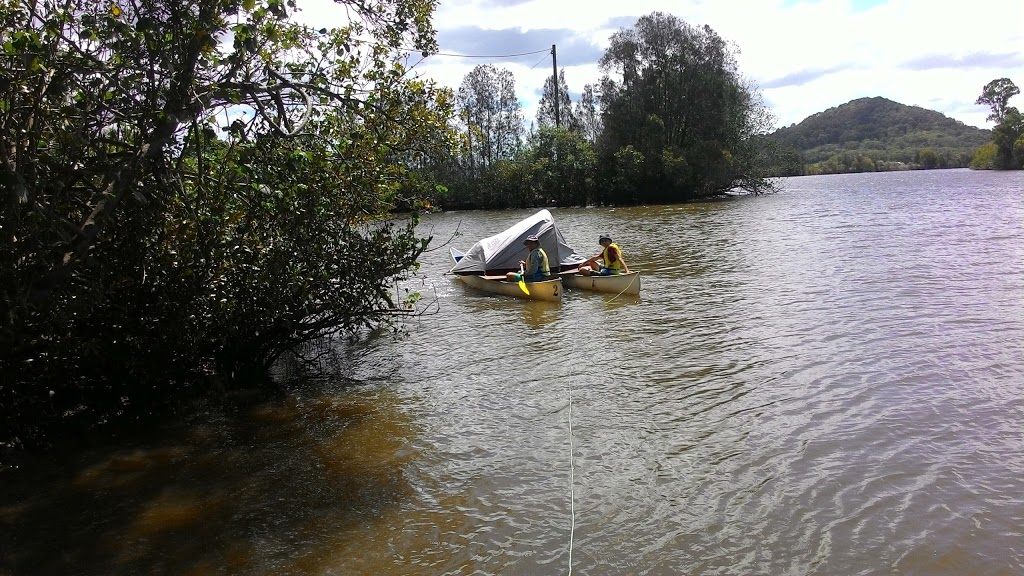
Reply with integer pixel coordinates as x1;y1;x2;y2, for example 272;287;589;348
518;279;530;295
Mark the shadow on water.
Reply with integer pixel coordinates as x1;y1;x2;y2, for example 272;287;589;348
0;377;421;576
520;300;561;329
573;289;642;309
450;280;564;330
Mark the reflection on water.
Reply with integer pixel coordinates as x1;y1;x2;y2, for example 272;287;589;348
450;278;567;329
3;170;1024;575
0;386;433;575
521;300;562;329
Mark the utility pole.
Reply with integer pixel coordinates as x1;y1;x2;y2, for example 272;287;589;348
551;44;560;128
551;44;562;199
465;109;474;177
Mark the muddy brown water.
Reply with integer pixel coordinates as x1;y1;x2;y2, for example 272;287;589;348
2;169;1022;575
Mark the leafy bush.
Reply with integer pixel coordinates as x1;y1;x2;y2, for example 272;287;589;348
1;0;457;446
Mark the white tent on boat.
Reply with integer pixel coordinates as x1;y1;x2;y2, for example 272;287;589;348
450;209;586;275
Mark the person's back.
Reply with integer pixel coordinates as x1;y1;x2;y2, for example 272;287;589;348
524;245;550;281
507;235;550;282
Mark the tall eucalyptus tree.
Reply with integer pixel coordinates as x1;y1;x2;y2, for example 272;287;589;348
456;64;524;174
575;84;602;143
975;78;1023;169
536;68;579;132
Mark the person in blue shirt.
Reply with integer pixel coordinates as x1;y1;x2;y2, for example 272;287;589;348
506;235;551;282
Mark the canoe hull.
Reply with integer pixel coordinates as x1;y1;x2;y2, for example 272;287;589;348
456;274;562;302
560;271;641;295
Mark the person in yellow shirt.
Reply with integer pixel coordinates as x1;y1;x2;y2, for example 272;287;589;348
579;233;629;276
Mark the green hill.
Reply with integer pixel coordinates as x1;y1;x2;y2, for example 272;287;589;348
767;97;992;175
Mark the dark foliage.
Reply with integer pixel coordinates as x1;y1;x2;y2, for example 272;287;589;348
415;13;778;209
1;0;456;449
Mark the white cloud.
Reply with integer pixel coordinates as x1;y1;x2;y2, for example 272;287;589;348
293;0;1024;130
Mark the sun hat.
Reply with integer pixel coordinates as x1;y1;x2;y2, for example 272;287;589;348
599;233;612;242
523;234;540;244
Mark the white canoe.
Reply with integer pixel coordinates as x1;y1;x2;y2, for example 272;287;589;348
560;270;641;296
450;247;562;302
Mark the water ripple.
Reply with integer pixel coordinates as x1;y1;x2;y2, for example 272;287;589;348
4;171;1023;575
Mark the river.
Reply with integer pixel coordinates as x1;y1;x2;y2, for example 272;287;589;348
2;169;1022;575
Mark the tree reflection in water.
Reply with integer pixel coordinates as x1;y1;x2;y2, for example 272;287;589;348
0;384;428;575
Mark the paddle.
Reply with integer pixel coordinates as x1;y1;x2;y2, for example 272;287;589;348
518;263;530;295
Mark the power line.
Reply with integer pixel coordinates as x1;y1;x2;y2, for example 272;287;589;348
422;47;551;59
345;36;552;60
401;46;551;79
528;53;550;70
304;28;552;60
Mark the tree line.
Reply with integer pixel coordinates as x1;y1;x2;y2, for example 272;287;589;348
411;14;778;210
800;148;975;176
764;96;993;176
768;81;1024;176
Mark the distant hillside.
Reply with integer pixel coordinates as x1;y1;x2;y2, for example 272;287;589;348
767;97;992;175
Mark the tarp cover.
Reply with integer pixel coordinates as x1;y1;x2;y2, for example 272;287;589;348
450;209;586;274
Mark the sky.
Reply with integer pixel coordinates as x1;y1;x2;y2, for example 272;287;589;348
294;0;1024;131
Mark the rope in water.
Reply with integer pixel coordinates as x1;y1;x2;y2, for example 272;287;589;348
604;271;640;303
565;272;638;574
566;306;578;575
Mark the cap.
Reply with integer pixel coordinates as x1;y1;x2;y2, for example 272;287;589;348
524;235;540;244
599;233;612;242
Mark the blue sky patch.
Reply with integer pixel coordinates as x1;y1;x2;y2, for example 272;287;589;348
780;0;886;11
481;0;534;6
436;27;603;67
604;16;638;30
900;51;1024;70
849;0;887;12
780;0;819;7
760;65;850;89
